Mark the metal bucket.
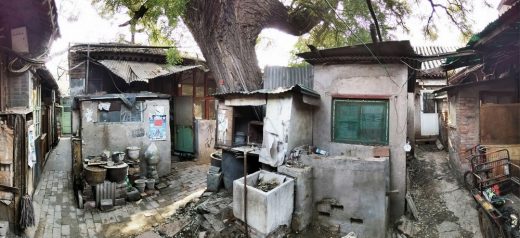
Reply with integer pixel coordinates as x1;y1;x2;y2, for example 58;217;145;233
105;163;128;183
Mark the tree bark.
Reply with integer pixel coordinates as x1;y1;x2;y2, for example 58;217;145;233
183;0;321;92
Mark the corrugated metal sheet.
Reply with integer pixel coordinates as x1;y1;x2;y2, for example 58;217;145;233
213;84;320;98
98;60;202;83
95;180;116;207
263;66;313;90
413;46;460;78
413;46;461;70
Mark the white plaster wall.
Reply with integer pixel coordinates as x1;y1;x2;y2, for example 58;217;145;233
288;95;314;150
312;64;408;221
80;99;171;176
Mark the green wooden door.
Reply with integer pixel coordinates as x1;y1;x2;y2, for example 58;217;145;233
175;126;194;153
61;97;72;134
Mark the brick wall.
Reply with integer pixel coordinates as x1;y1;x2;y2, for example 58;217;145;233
456;95;479;150
447;90;479;175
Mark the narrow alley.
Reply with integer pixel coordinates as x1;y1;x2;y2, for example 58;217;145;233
408;146;482;238
31;138;208;238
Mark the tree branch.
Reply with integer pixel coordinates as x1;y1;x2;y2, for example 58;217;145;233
365;0;382;42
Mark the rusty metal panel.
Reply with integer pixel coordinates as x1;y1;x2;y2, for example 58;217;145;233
98;60;201;83
480;103;520;145
263;66;313;90
174;96;193;126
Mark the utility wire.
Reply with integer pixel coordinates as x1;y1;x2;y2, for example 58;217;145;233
324;0;409;134
323;0;402;89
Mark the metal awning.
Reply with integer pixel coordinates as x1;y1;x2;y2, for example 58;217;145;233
97;60;203;83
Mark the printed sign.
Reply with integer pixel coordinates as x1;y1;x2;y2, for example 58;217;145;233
148;114;167;141
27;125;36;168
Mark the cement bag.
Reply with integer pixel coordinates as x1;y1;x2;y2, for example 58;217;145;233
0;124;14;164
144;143;159;159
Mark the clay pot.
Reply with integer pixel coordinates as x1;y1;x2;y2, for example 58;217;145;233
134;179;146;193
145;179;155;190
126;146;140;161
84;166;106;185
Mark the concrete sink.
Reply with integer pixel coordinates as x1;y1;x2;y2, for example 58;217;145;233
233;170;294;235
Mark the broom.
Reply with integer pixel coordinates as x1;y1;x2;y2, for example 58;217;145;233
20;194;35;229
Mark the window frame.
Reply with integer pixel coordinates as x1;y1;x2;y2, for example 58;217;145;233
331;98;389;145
96;101;144;123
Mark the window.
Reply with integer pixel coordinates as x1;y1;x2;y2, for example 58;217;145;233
98;101;143;123
33;85;41;137
332;99;389;145
422;92;436;113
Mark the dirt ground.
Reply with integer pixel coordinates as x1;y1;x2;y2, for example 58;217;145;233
136;145;485;238
408;145;482;238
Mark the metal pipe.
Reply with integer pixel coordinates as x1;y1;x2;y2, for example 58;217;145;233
243;149;252;238
85;44;90;94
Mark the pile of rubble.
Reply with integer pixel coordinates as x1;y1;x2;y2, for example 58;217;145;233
139;190;345;238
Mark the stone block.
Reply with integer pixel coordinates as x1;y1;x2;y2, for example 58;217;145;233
100;199;113;211
300;155;389;238
114;198;126;206
206;171;222;192
277;165;313;232
233;170;294;236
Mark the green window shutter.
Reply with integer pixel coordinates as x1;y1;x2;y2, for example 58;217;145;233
333;99;388;145
334;101;360;141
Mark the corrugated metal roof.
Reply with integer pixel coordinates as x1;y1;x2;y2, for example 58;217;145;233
263;66;313;90
213;84;320;98
297;41;418;65
413;46;461;70
98;60;202;83
76;92;170;101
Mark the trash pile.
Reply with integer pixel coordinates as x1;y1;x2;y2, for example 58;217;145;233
256;179;279;192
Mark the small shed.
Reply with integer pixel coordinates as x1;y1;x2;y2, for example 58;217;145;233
213;85;319;188
297;41;420;233
76;93;171;176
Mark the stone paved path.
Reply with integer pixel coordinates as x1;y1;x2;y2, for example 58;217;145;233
32;138;209;238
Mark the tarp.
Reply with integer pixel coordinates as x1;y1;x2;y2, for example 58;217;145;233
98;60;202;83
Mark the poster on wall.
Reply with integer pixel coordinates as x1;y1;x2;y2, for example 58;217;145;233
148;114;167;141
27;125;36;168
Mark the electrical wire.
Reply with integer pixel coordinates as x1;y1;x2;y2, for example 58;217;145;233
0;46;48;73
324;0;402;89
324;0;409;135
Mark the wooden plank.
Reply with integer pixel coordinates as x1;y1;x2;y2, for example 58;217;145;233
405;192;419;220
480;103;520;145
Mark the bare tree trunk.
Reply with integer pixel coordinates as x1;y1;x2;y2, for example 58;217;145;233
183;0;321;92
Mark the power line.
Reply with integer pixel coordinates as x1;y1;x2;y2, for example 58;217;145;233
323;0;402;89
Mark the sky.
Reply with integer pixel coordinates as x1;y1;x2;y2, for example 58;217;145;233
47;0;500;95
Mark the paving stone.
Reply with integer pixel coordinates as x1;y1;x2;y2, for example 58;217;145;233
157;217;189;237
33;138;208;238
61;224;70;236
136;231;162;238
